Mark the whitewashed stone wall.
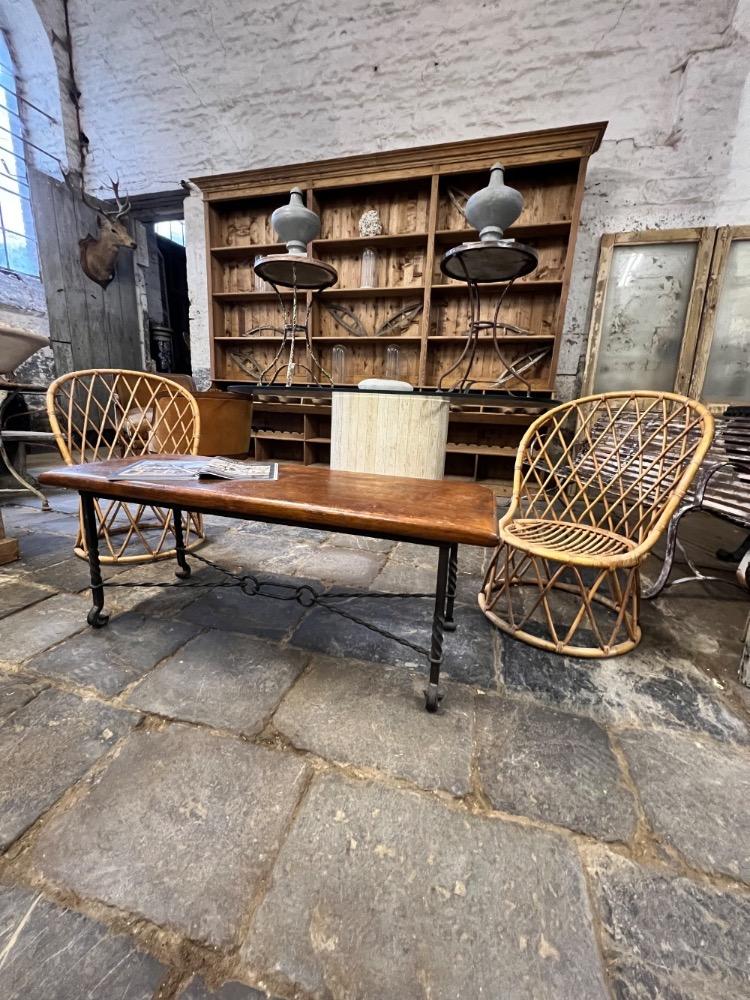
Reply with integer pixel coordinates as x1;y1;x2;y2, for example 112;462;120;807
32;0;750;391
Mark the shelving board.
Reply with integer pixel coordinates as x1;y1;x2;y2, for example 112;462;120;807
192;122;606;492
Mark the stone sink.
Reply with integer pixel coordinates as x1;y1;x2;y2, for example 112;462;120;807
0;324;49;376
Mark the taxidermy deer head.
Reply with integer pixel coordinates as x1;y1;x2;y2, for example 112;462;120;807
69;174;137;288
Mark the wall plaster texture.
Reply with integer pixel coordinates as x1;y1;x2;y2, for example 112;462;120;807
15;0;750;393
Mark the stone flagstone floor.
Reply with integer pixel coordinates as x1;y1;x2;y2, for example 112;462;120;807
0;490;749;999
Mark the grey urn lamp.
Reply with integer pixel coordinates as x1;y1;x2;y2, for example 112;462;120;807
440;163;538;283
253;187;338;291
251;188;339;387
437;163;546;392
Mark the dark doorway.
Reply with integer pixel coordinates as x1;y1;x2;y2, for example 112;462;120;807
147;218;191;375
155;229;191;374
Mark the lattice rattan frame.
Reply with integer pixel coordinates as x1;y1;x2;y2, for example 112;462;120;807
46;369;206;564
479;390;714;656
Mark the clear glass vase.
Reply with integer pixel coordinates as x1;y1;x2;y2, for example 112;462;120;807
385;344;400;381
332;344;348;384
360;247;378;288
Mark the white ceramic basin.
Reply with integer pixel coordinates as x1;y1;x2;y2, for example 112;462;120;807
0;324;50;376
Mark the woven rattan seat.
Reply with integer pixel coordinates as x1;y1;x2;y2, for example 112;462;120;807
480;391;714;657
502;519;637;562
46;369;206;564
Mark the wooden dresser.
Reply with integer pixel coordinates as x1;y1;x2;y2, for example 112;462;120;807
191;122;606;495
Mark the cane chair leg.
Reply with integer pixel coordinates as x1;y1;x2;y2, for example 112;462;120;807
74;497;204;565
479;543;642;658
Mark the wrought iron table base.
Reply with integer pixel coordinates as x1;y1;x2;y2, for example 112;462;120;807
79;492;460;712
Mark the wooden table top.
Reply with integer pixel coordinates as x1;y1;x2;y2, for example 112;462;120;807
39;459;500;548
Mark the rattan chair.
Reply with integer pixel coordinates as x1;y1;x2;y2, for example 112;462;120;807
479;391;714;657
46;368;205;564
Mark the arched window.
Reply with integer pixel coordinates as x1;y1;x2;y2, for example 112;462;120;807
0;31;38;276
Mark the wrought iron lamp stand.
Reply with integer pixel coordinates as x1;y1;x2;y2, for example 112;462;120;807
437;162;550;394
251;187;338;388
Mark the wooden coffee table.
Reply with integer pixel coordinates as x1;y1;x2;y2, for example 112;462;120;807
39;459;499;711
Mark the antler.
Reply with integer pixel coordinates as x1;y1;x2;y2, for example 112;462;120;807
109;177;131;219
62;169;131;219
62;167;105;215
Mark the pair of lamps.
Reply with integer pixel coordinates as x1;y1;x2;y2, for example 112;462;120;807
252;165;538;389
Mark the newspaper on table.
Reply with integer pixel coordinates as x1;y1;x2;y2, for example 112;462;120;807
108;456;279;482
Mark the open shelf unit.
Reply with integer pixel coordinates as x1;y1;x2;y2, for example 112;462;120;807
192;122;606;493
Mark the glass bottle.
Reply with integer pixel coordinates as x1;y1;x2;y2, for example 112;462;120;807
332;344;348;384
360;247;378;288
385;344;400;381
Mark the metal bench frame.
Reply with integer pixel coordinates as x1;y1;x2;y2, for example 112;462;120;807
644;405;750;598
0;383;54;509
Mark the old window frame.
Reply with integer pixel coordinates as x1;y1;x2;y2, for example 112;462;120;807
688;224;750;403
582;227;715;398
0;30;39;276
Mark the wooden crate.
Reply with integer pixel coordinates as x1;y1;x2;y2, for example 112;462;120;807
192;123;606;493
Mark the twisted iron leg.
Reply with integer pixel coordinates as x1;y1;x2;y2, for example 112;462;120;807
444;543;458;632
425;544;450;712
81;492;109;628
172;506;191;579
